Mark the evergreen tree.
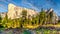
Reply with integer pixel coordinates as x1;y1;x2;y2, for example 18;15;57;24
39;9;47;25
27;15;32;25
0;14;3;28
21;10;27;27
0;15;2;23
2;14;8;28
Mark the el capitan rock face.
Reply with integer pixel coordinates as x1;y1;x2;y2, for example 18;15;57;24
7;3;38;19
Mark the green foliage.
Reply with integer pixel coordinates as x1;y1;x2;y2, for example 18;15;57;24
22;10;27;23
27;17;32;25
0;9;55;29
31;15;39;25
0;15;4;28
0;15;2;23
39;9;47;25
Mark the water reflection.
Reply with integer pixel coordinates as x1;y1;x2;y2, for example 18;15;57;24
0;28;60;34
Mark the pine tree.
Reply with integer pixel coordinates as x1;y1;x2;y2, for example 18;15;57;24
21;10;27;27
39;9;47;25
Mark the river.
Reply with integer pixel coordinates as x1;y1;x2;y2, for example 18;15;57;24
0;27;60;34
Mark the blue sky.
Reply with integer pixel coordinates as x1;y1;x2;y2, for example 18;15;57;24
0;0;60;16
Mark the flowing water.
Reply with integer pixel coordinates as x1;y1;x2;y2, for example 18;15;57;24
0;27;60;34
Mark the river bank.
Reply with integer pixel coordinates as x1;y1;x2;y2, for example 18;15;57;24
1;25;60;34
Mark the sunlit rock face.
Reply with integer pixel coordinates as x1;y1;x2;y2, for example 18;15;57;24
7;3;17;19
7;3;38;19
46;8;58;23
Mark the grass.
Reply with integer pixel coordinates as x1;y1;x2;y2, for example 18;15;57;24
23;24;40;29
22;23;60;29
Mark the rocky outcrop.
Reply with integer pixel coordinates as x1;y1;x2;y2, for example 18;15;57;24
7;3;38;19
46;8;58;23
